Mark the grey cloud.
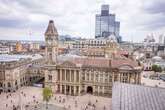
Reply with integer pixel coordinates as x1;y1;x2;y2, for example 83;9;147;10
7;0;63;17
0;18;28;28
143;0;165;14
141;15;165;30
0;0;165;42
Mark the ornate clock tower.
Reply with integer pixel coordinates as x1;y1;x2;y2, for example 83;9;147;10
44;20;58;93
45;20;58;64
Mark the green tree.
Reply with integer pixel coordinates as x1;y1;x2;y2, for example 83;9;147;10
158;66;162;72
152;65;162;73
43;87;53;110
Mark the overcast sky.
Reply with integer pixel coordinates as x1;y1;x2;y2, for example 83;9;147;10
0;0;165;42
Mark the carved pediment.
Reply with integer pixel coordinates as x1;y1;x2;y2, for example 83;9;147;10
59;61;76;67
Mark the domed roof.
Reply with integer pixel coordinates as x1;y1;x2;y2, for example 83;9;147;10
45;20;58;38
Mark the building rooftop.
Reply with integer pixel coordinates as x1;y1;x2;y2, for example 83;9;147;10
57;54;139;69
112;82;165;110
0;54;43;62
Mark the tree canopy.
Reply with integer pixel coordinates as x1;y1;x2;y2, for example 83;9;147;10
43;87;53;102
152;64;162;73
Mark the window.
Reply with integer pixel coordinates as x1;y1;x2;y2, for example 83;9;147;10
82;73;85;81
76;70;79;82
48;75;52;81
86;73;89;81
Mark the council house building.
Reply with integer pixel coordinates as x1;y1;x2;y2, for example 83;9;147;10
44;20;142;97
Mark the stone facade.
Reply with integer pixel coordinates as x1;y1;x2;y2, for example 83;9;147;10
45;62;141;97
44;20;142;97
0;54;45;93
72;35;119;58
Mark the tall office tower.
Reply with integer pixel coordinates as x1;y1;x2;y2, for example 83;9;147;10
95;5;121;42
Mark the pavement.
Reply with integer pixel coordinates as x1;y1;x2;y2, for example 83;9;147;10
0;86;111;110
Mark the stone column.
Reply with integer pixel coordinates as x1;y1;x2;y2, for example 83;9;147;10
136;73;138;84
112;72;114;83
65;69;66;82
138;72;141;84
74;86;76;96
69;86;71;95
93;85;95;95
89;71;91;81
134;73;137;84
94;71;96;83
118;72;120;81
64;85;66;94
85;72;86;81
79;86;81;95
103;86;105;94
79;70;81;83
98;86;100;96
134;73;136;84
127;73;130;83
69;70;71;82
98;74;100;83
60;85;62;93
74;70;76;83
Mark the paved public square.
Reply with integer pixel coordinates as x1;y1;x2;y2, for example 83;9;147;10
0;86;111;110
0;87;42;110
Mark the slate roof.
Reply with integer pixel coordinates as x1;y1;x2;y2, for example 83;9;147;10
45;20;58;37
112;82;165;110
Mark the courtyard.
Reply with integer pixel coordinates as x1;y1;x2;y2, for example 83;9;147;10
0;86;111;110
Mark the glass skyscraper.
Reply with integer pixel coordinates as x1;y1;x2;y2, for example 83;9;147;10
95;5;121;42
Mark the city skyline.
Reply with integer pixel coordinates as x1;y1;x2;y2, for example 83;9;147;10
0;0;165;42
